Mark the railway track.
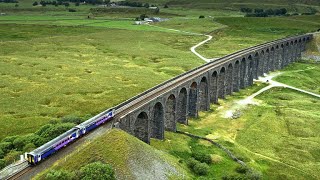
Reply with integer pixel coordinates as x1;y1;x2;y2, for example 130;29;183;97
7;166;32;180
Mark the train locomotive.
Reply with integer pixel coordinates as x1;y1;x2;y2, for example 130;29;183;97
26;109;115;165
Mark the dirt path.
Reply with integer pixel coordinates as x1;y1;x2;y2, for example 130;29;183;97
147;23;225;62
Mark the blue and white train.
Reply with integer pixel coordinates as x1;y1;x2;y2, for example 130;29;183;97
26;109;115;165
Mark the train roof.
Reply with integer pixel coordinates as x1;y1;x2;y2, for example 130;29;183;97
76;109;114;128
29;127;78;155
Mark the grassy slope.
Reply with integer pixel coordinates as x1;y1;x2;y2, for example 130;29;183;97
274;60;320;94
169;61;320;179
34;129;189;179
0;24;204;140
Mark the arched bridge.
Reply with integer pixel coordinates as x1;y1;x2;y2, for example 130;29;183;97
113;34;313;143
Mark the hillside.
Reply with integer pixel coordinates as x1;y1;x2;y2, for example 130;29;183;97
34;129;189;179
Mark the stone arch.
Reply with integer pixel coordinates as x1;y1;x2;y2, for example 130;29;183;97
248;55;254;86
210;71;218;104
165;94;176;131
270;47;275;71
264;49;270;74
284;42;290;66
218;67;226;98
226;63;233;95
258;50;264;77
294;40;298;62
290;41;294;63
177;88;188;124
199;77;209;111
134;112;149;143
188;82;198;117
151;102;164;139
233;61;240;92
280;44;285;68
253;52;259;79
240;58;246;89
275;45;280;70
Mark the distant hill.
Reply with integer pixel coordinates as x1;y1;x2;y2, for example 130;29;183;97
35;129;189;179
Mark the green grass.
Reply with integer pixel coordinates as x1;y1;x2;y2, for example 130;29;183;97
0;24;204;140
167;60;320;179
156;17;226;34
274;60;320;94
34;129;189;179
197;16;319;58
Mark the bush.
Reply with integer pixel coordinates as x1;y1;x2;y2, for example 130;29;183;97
186;158;198;169
4;150;20;164
199;15;205;18
13;137;25;151
0;142;13;154
193;162;209;176
37;123;74;142
192;151;212;164
68;8;76;12
80;161;115;180
46;169;75;180
23;143;36;152
235;165;248;174
61;115;82;124
33;1;38;6
0;149;4;159
0;159;5;169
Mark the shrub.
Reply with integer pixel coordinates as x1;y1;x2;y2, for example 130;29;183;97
186;158;198;169
0;159;5;169
192;151;212;164
13;137;25;151
0;142;13;154
23;143;36;152
46;169;75;180
246;170;262;180
37;123;74;142
0;149;4;159
199;15;205;18
33;1;38;6
235;165;248;174
61;115;82;124
80;161;115;180
4;150;20;164
193;162;209;176
68;8;76;12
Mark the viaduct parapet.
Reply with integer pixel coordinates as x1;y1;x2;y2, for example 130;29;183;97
113;34;313;143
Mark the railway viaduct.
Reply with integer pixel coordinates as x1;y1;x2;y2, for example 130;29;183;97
114;34;313;144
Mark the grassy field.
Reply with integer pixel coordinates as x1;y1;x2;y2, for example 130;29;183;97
166;60;320;179
0;23;204;140
274;60;320;94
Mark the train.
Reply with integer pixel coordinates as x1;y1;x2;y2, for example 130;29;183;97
26;109;115;165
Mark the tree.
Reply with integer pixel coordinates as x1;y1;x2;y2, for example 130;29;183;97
33;1;38;6
75;2;79;6
144;3;149;8
64;2;69;7
80;162;115;180
14;3;18;7
164;4;168;8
